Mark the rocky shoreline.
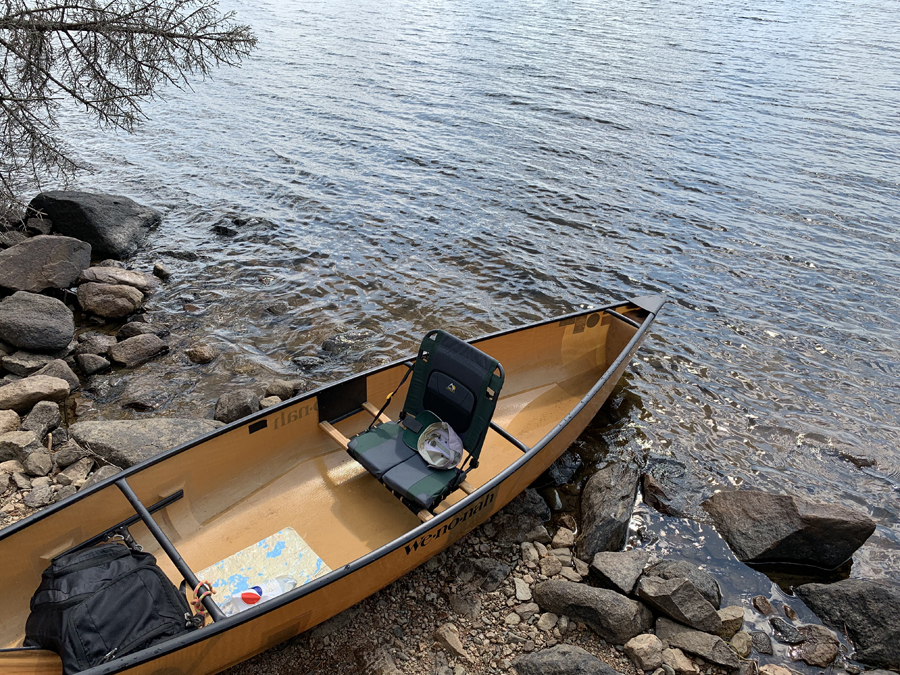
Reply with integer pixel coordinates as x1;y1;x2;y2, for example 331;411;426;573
2;191;898;675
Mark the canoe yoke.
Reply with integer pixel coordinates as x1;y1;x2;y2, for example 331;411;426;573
321;330;505;522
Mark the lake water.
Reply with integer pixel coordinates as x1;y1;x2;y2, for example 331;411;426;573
60;0;900;584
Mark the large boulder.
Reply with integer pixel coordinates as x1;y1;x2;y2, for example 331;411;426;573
0;292;75;352
0;375;70;413
701;490;876;569
28;191;161;259
69;418;224;467
0;235;91;292
795;579;900;669
77;282;144;318
532;579;653;644
577;460;640;561
77;267;159;293
513;644;623;675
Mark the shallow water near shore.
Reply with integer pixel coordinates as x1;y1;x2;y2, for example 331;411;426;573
57;0;899;614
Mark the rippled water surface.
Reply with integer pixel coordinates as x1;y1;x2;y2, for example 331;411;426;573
61;0;900;580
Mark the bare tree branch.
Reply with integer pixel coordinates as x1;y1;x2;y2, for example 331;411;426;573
0;0;256;218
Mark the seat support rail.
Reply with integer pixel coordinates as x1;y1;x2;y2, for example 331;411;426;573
115;479;226;622
489;422;529;453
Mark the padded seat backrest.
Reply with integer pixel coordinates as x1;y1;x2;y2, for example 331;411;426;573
402;330;503;462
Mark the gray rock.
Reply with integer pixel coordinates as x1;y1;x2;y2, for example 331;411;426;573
28;191;161;259
449;593;481;620
532;579;653;644
636;576;723;633
795;579;900;669
701;490;876;569
716;606;745;639
23;450;52;476
24;483;54;508
186;343;219;364
0;291;75;351
750;630;773;654
116;322;162;340
214;390;260;424
0;235;91;292
75;332;118;356
577;460;640;561
56;457;94;486
0;430;44;461
152;262;172;280
55;484;77;502
2;351;53;376
0;230;28;249
0;471;9;492
655;617;692;642
664;624;742;670
505;487;552;522
108;334;167;368
12;470;32;489
769;616;803;644
534;449;583;489
0;409;18;434
474;558;512;592
21;400;61;440
69;418;224;467
33;359;79;392
643;560;722;609
78;282;144;318
0;458;25;473
76;353;110;376
625;634;665;670
79;464;122;490
77;267;159;293
0;375;71;413
52;440;86;467
354;646;400;675
25;217;52;235
513;644;623;675
590;549;651;595
265;379;295;400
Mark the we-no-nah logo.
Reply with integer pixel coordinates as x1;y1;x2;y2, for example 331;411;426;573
404;489;497;555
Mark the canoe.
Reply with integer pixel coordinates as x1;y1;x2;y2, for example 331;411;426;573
0;294;664;675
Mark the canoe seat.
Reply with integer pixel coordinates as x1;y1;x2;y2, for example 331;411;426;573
347;330;504;512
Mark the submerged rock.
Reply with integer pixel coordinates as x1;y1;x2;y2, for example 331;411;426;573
701;489;876;569
69;418;224;467
29;191;161;259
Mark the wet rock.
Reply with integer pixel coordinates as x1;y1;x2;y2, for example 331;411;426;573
23;450;52;476
716;606;745;639
795;579;900;669
22;400;61;441
532;579;653;644
534;449;583;488
663;624;741;670
750;631;773;655
52;440;86;467
152;262;172;280
117;322;162;340
118;375;172;411
0;429;47;463
790;624;840;667
76;353;110;376
643;560;722;609
78;267;159;293
56;457;94;486
0;291;75;351
577;460;640;561
433;623;469;661
186;343;219;364
212;219;238;237
75;333;118;356
637;576;722;633
701;489;876;569
78;282;144;318
625;633;665;670
731;631;753;658
769;617;803;644
590;549;650;595
108;334;167;368
781;603;797;620
33;360;79;392
321;329;377;353
0;409;19;434
24;483;54;508
2;351;53;377
69;418;224;467
514;644;622;675
79;464;122;490
839;448;877;469
0;235;91;292
293;355;323;370
661;648;699;675
752;596;776;616
28;191;161;259
214;390;260;424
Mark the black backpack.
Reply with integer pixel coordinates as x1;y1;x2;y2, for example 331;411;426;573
25;542;197;674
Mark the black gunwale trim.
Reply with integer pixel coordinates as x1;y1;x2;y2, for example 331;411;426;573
1;295;664;674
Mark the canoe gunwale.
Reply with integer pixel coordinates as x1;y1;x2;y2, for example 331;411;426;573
0;295;664;674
